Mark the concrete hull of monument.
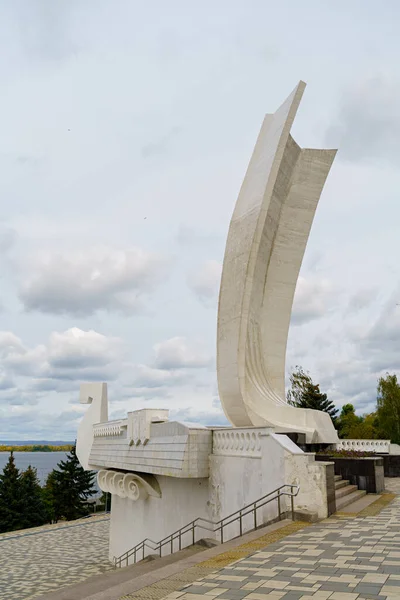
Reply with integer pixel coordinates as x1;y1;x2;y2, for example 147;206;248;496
77;389;335;564
109;476;211;562
104;433;333;563
103;428;333;563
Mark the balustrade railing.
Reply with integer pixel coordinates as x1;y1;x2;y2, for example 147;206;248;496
336;439;390;454
93;419;128;437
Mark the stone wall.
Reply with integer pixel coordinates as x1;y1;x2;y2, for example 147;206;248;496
108;429;334;565
109;476;210;563
315;456;384;493
382;455;400;477
209;429;285;541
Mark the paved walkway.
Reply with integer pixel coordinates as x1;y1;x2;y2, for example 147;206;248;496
121;484;400;600
0;515;111;600
1;482;400;600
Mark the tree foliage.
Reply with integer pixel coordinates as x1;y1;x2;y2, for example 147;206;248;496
0;445;73;453
376;373;400;444
0;452;24;533
44;446;96;521
19;466;48;529
0;445;98;533
287;366;338;424
336;404;362;439
285;367;400;441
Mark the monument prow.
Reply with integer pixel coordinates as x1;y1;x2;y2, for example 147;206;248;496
76;382;108;470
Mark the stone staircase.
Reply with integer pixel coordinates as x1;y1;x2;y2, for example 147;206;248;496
335;474;366;511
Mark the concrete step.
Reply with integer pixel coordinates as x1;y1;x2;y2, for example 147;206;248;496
336;489;367;512
335;479;350;490
335;484;359;499
334;475;342;482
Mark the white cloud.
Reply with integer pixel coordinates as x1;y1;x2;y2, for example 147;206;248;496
153;336;213;370
347;287;379;313
19;246;169;317
354;296;400;375
326;77;400;164
291;276;334;326
1;2;400;437
132;364;188;388
187;260;222;305
0;225;16;253
0;327;124;385
170;406;228;427
0;405;86;441
176;226;221;247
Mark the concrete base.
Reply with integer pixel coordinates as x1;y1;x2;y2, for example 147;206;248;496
109;476;210;563
292;509;319;523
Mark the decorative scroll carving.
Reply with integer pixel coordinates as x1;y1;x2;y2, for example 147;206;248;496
123;474;146;501
97;469;161;501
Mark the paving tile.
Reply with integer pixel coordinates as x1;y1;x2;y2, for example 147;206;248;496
353;584;382;595
122;489;400;600
11;483;398;600
328;594;359;600
0;515;110;600
217;592;250;599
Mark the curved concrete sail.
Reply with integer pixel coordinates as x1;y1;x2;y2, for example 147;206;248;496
217;81;338;443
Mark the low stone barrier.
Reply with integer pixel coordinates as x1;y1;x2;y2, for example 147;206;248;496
381;455;400;477
315;455;384;493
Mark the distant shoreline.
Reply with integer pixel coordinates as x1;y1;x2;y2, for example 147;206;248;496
0;445;74;452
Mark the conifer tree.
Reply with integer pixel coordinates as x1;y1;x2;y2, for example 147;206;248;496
19;466;48;529
45;446;96;521
0;452;23;533
287;365;338;424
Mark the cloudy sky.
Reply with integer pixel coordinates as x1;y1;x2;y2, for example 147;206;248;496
0;0;399;439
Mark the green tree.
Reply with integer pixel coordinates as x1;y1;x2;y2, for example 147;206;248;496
337;404;365;439
287;366;338;424
100;491;111;512
43;470;61;522
377;373;400;443
0;452;24;533
45;446;96;521
19;466;48;529
356;412;379;439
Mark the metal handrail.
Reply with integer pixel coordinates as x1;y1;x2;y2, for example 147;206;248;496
113;483;299;568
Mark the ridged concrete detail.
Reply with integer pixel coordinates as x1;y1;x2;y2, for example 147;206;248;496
217;81;338;444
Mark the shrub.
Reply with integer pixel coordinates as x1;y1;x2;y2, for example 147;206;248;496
317;448;376;458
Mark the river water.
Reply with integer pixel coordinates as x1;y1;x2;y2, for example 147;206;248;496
0;452;100;496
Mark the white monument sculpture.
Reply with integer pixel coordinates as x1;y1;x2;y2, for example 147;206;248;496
76;82;339;565
217;80;338;444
